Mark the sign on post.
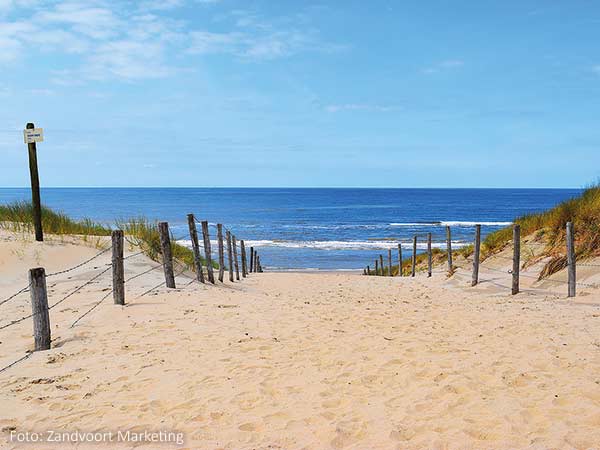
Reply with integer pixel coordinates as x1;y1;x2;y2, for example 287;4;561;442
23;128;44;144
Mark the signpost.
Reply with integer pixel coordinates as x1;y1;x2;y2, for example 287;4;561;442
25;123;44;241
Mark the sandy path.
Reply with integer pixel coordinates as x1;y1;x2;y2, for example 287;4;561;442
1;234;600;449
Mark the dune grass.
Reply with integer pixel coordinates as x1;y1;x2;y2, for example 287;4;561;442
0;201;218;272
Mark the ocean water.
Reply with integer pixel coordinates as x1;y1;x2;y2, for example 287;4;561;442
0;188;581;270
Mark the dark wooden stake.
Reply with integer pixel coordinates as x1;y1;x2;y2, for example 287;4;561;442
472;224;481;287
226;231;234;282
249;246;254;273
26;123;43;241
187;214;205;284
379;254;384;276
254;251;259;273
232;235;240;281
240;240;248;277
112;230;125;305
566;221;576;297
397;243;402;277
411;236;417;277
446;226;453;274
387;249;392;277
158;221;176;288
29;267;50;351
201;221;215;284
375;259;379;276
217;224;225;282
427;232;432;277
367;265;370;275
512;224;520;295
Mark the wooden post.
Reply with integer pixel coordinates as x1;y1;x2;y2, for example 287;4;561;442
379;254;384;276
367;265;370;275
375;259;379;276
254;251;259;273
411;236;417;277
387;249;392;277
112;230;125;305
397;244;402;276
472;224;481;287
26;123;43;242
200;221;215;284
226;231;234;282
566;222;576;297
512;224;520;295
249;246;254;273
232;235;240;281
217;224;225;282
258;256;263;272
187;214;205;284
158;222;176;288
29;267;50;351
240;240;248;277
427;232;432;277
446;226;453;274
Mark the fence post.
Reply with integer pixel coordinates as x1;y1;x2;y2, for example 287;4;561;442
29;267;50;351
158;222;176;288
397;244;402;276
201;221;215;284
112;230;125;305
472;224;481;287
411;236;417;277
379;254;384;276
387;249;392;277
375;259;379;276
512;224;520;295
254;251;259;274
240;240;248;277
427;232;432;277
187;215;205;284
249;246;254;273
26;123;43;242
226;231;234;282
446;226;453;274
566;222;576;297
367;265;370;275
217;224;225;282
232;235;240;281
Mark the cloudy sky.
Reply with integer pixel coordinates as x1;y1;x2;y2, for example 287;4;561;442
1;0;600;187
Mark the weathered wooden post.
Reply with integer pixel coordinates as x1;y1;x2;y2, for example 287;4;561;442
446;226;453;274
258;256;263;272
29;267;50;351
387;249;392;277
566;222;576;297
200;221;215;284
379;254;384;276
187;214;205;284
232;235;240;281
112;230;125;305
249;246;254;273
226;231;234;282
411;236;417;277
512;224;520;295
472;224;481;287
158;222;176;288
25;123;43;241
217;224;225;282
254;251;259;273
367;265;371;275
240;240;248;277
375;259;379;276
427;232;432;277
397;243;402;276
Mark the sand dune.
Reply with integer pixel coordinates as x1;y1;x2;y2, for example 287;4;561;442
1;231;599;449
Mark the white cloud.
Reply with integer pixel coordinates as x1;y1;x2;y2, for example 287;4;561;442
325;104;398;113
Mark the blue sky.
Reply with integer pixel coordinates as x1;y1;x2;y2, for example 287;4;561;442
1;0;599;187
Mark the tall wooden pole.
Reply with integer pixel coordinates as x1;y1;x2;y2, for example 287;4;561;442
232;235;240;281
112;230;125;304
379;254;384;276
158;222;176;288
26;123;43;241
566;222;576;297
217;224;225;282
187;214;205;283
446;226;453;274
397;243;402;277
472;224;481;287
249;246;254;273
411;236;417;277
387;249;392;276
512;224;520;295
240;240;248;277
201;221;215;284
226;231;234;282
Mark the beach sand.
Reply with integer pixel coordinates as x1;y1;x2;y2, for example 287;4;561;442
1;231;599;449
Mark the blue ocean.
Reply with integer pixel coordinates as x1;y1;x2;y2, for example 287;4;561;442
0;188;581;270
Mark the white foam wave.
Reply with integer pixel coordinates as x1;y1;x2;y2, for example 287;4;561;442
390;221;512;227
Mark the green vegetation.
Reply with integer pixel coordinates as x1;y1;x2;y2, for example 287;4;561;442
0;201;218;271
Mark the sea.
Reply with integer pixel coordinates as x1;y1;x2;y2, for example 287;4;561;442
0;188;581;270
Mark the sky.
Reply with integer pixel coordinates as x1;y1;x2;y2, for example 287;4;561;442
1;0;600;188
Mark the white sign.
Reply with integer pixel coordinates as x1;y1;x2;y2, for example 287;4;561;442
23;128;44;144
